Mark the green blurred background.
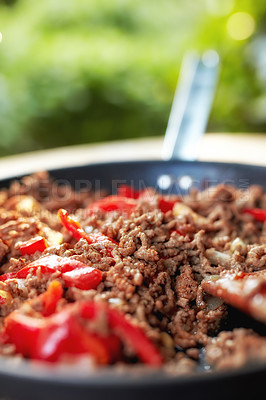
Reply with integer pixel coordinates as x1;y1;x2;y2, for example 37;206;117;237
0;0;266;157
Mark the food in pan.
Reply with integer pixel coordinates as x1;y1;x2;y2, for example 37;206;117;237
0;171;265;373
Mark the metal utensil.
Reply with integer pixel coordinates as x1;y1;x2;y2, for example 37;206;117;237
162;50;219;161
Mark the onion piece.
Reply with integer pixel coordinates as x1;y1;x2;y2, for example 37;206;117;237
206;248;231;268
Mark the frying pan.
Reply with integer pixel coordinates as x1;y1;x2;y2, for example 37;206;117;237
0;54;265;400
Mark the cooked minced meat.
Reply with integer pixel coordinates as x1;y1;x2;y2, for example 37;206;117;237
0;171;265;373
205;329;266;370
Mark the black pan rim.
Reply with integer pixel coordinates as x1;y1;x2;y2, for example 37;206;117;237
47;159;266;176
0;355;264;387
2;159;266;183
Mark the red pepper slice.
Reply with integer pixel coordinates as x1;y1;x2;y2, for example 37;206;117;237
87;196;137;214
4;312;44;357
33;310;74;362
82;231;117;246
80;302;163;367
0;255;102;291
66;319;113;364
34;312;111;364
20;236;47;256
108;307;163;366
0;272;16;282
5;250;62;284
58;209;87;242
40;280;63;317
4;299;163;366
16;264;55;279
30;256;102;290
117;185;178;213
58;208;117;256
58;208;117;245
117;185;140;199
3;290;116;365
88;188;178;215
0;264;54;283
158;198;176;213
0;255;57;281
242;208;266;222
62;267;102;291
4;307;111;364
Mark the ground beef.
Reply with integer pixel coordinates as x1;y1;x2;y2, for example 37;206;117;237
205;329;266;370
0;239;8;263
0;172;265;374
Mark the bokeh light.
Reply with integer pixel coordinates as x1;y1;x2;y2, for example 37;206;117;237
205;0;235;16
227;12;255;41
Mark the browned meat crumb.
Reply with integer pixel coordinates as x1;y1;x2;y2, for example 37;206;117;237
0;239;8;263
205;328;266;370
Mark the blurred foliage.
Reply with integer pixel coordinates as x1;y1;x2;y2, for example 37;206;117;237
0;0;266;156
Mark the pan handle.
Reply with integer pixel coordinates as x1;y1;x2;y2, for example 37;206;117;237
162;50;219;161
